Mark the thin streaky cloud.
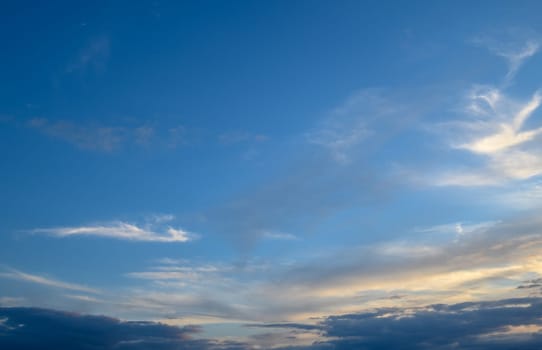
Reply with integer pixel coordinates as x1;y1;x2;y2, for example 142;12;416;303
425;40;542;187
0;268;100;294
413;221;498;236
27;118;127;152
305;90;385;164
24;118;192;153
502;40;539;82
472;33;540;83
261;231;299;241
32;221;196;243
65;36;110;74
459;90;542;154
218;131;269;145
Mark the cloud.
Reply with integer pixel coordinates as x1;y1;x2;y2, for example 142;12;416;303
0;297;24;308
315;297;542;350
0;307;209;350
473;31;540;83
261;231;299;241
3;297;542;350
414;221;498;236
25;118;192;153
236;213;542;321
306;121;370;164
426;37;542;187
27;118;127;152
208;90;403;253
438;87;542;185
66;36;110;74
459;90;542;154
0;268;99;294
9;213;542;330
495;181;542;209
304;90;391;164
32;220;196;243
90;212;542;325
167;126;188;149
218;131;269;145
246;323;322;331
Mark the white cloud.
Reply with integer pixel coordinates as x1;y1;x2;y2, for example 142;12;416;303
433;171;502;187
0;268;99;294
305;90;392;164
446;89;542;184
495;181;542;209
458;90;542;154
430;61;542;186
414;221;498;236
148;214;176;224
261;231;299;241
126;271;194;280
33;221;196;243
473;32;540;83
306;120;370;164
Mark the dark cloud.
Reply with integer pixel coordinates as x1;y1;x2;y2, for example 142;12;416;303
0;307;240;350
3;298;542;349
315;297;542;350
517;278;542;290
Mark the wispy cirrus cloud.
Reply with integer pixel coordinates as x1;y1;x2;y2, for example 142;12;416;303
209;90;403;253
458;88;542;155
473;31;540;83
32;216;197;243
435;88;542;185
65;36;110;74
27;118;127;152
414;221;499;236
0;267;99;294
82;213;542;325
7;214;542;327
261;230;299;241
218;131;269;145
305;90;387;164
25;118;193;152
426;36;542;187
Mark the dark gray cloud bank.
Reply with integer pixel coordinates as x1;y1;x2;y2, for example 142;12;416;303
3;297;542;349
0;307;244;350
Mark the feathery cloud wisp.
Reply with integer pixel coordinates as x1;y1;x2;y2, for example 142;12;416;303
428;37;542;187
33;221;195;243
0;268;99;294
459;90;542;154
473;32;540;83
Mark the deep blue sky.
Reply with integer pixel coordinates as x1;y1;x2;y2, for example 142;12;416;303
2;1;542;349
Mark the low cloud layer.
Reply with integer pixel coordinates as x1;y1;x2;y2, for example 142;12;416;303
0;307;205;350
3;297;542;350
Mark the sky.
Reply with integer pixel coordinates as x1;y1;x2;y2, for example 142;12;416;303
3;0;542;349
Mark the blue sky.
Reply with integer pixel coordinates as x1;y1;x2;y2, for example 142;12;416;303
3;1;542;349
